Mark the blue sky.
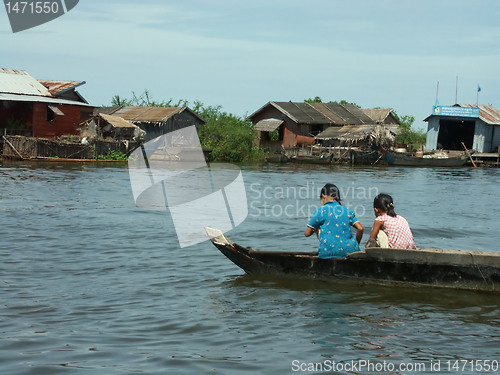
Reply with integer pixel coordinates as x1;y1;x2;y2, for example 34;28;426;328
2;0;499;129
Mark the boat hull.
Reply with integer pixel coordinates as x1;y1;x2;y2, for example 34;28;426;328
386;151;467;167
206;228;500;293
290;153;333;164
265;154;291;163
266;153;333;164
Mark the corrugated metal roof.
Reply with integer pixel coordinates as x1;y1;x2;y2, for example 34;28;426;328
308;102;344;124
461;104;500;125
254;119;283;131
95;106;120;115
330;103;372;124
0;92;94;107
311;102;373;125
118;106;183;122
272;102;332;124
248;101;378;126
0;68;52;97
38;80;85;96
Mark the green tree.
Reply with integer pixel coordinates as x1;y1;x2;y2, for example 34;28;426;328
304;97;360;107
335;99;360;107
393;113;426;148
110;94;132;106
304;96;323;103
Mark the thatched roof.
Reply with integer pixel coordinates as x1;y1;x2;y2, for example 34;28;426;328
99;113;137;128
361;108;399;124
79;113;143;141
316;124;397;146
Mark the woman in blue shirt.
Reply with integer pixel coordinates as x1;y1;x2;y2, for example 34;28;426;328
305;183;364;258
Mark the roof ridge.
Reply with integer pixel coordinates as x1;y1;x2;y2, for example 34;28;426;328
269;102;296;122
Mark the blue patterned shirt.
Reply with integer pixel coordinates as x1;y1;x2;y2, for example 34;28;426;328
307;201;360;258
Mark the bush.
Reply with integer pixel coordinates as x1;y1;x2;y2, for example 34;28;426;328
98;150;128;160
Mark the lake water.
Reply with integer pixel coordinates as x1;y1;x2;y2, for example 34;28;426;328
1;161;499;374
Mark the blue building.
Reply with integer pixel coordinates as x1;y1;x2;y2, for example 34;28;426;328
425;105;500;153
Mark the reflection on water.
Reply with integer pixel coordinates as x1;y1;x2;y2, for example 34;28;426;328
1;161;499;374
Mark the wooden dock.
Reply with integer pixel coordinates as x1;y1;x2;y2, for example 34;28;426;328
471;147;500;167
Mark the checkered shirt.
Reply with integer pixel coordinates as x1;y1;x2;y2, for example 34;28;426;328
375;214;416;249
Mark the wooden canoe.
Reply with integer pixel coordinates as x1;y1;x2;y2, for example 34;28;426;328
205;228;500;293
385;150;467;167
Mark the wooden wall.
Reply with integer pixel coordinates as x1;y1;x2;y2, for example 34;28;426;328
32;102;93;139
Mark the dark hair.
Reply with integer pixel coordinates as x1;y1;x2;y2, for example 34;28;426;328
320;183;341;203
374;193;396;217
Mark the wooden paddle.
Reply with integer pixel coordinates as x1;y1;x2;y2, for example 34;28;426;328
461;142;476;168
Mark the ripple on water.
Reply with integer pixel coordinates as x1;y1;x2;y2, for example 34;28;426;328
1;163;499;374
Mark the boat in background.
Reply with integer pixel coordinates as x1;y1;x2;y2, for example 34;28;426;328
385;150;467;167
289;153;333;164
205;227;500;293
266;151;334;164
265;153;291;163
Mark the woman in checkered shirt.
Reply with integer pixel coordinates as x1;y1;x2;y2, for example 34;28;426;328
367;193;416;249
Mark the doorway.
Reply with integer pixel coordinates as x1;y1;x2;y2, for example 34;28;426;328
437;119;475;150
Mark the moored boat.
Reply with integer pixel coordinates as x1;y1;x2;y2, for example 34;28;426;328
266;152;334;164
385;150;467;167
265;153;291;163
205;227;500;293
289;153;333;164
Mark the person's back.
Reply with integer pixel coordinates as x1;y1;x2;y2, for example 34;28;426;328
305;183;364;258
375;213;415;249
367;193;416;250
